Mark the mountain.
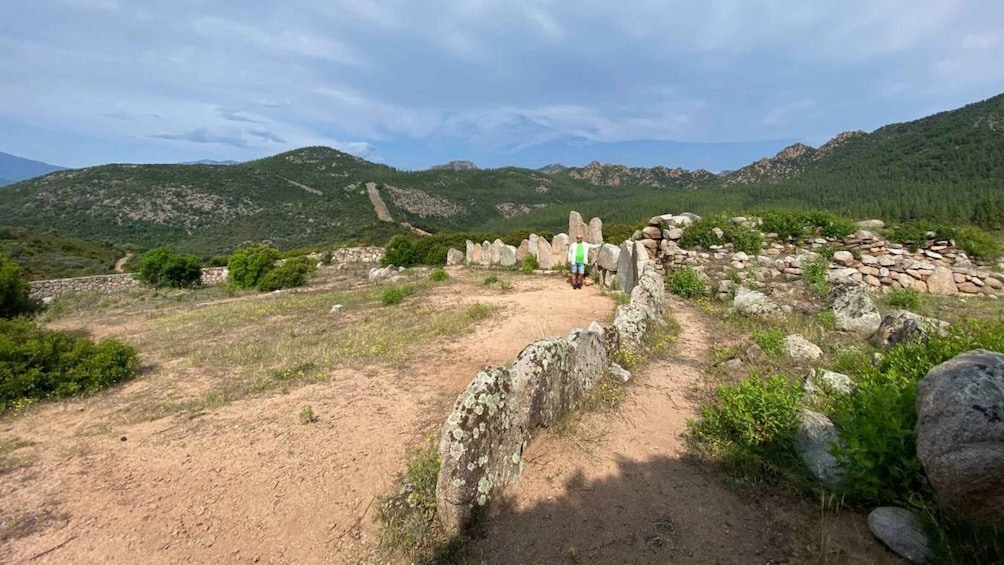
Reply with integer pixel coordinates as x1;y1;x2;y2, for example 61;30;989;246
0;178;13;187
430;160;478;171
0;151;64;183
181;159;239;166
537;164;568;175
563;161;717;189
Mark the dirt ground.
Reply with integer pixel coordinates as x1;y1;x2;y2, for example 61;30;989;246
0;268;900;564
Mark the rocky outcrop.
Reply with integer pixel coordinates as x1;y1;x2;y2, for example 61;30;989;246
870;311;949;348
368;265;403;283
733;287;779;317
430;160;478;171
916;350;1004;524
793;409;843;486
829;283;881;337
868;507;932;564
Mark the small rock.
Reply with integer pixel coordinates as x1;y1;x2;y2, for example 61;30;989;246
832;251;854;266
330;304;344;314
610;362;632;383
784;335;823;363
745;344;768;363
868;507;932;563
870;311;949;349
804;369;854;398
723;358;744;372
793;409;843;486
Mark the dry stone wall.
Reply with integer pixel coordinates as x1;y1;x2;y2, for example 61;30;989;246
435;265;665;534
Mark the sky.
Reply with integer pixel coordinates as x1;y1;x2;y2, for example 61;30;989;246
1;0;1002;172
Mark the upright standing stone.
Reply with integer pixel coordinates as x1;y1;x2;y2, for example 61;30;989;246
516;240;529;261
528;234;539;259
596;244;620;271
551;234;569;266
471;242;483;264
480;241;491;267
500;245;517;267
491;239;503;265
617;240;638;294
447;248;465;266
465;240;476;264
568;211;587;240
634;240;650;271
588;217;604;245
537;237;554;269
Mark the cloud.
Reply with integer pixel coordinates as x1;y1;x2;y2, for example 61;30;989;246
190;16;364;66
150;128;249;147
246;126;285;144
216;108;263;123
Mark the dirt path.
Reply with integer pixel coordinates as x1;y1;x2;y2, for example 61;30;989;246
464;299;898;564
0;271;614;564
113;252;134;273
365;182;393;223
284;178;323;196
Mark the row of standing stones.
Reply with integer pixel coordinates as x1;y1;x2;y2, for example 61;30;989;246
442;211;1002;563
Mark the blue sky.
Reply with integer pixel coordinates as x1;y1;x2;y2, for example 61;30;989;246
1;0;1002;171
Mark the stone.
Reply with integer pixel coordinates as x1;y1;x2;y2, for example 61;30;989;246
985;277;1003;290
732;251;749;262
861;254;879;266
472;243;484;264
500;245;517;267
712;227;725;239
733;286;779;317
330;304;344;314
784;335;823;363
516;240;528;262
368;265;398;283
568;211;587;240
536;238;554;269
793;409;843;486
667;228;683;240
642;226;662;239
829;283;881;338
616;240;638;295
832;250;854;266
587;217;603;244
746;344;768;363
864;275;882;287
868;507;932;564
465;240;476;263
596;244;620;271
481;241;492;267
551;234;569;266
491;240;503;265
926;266;958;296
527;234;539;258
857;219;886;231
723;358;744;372
916;350;1004;524
447;248;465;266
871;311;950;349
610;362;632;383
805;369;854;399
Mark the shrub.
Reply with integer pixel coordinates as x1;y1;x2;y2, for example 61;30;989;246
886;221;932;251
822;216;858;239
299;405;317;424
204;255;230;268
228;244;281;289
759;210;808;240
135;247;202;289
0;318;139;412
668;267;706;298
483;275;499;286
751;328;784;358
802;256;830;295
0;253;39;319
256;256;316;292
955;227;1002;262
382;285;415;306
520;254;539;274
680;215;730;249
886;287;920;310
376;439;441;554
429;268;448;282
602;222;645;245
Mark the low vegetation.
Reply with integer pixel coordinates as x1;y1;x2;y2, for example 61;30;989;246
382;285;415;306
679;214;763;254
135;247;202;288
1;252;40;318
668;266;707;298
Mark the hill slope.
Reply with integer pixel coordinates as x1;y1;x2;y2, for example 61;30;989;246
0;151;64;183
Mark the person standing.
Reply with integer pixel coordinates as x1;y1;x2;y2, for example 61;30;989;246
566;234;598;289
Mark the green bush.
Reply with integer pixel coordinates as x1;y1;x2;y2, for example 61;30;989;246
822;216;858;238
0;318;139;412
429;268;449;282
256;256;316;292
886;287;921;310
602;222;644;246
668;267;706;298
376;440;441;554
483;275;499;286
679;214;762;254
756;209;858;240
0;253;39;319
731;227;764;255
758;210;807;240
886;221;932;251
520;254;539;274
228;244;281;289
135;247;203;288
955;227;1002;262
382;285;415;306
751;329;784;358
802;256;830;295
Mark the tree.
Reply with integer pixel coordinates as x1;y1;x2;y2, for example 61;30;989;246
0;253;39;319
135;247;203;288
228;244;281;289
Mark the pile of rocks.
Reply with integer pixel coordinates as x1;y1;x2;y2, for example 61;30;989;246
454;212;606;270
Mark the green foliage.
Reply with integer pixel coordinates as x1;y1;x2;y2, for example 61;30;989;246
0;226;123;280
886;287;921;310
756;209;857;240
428;268;449;282
256;256;316;292
500;228;554;247
802;256;830;295
831;321;1004;508
687;374;804;483
679;214;762;254
135;247;202;288
886;221;933;251
483;275;499;286
603;222;645;245
816;310;836;330
751;329;784;358
0;318;139;412
376;439;441;554
382;285;415;306
668;267;707;298
228;244;281;289
520;254;539;274
758;209;807;239
956;227;1002;262
0;253;39;319
299;405;317;424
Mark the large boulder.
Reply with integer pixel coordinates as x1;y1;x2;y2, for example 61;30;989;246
368;264;399;283
793;409;843;486
588;217;604;244
490;239;503;265
783;335;823;363
480;241;492;267
857;219;886;231
551;234;569;266
916;350;1004;524
447;248;465;266
500;245;517;267
536;237;554;269
616;240;638;294
568;211;587;240
870;311;950;349
828;283;881;337
733;287;779;317
596;243;620;271
516;240;529;262
471;242;483;264
926;266;959;296
868;507;932;564
465;240;476;263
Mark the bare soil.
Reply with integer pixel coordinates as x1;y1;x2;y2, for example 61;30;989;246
0;272;898;564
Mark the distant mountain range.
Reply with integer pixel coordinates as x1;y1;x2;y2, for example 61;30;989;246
430;160;478;171
180;159;240;166
0;151;64;185
2;92;1001;253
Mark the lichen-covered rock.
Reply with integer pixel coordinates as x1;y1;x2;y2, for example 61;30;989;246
733;286;779;317
617;240;638;295
465;240;476;263
596;244;620;271
447;248;465;266
871;310;950;349
916;350;1004;524
551;234;569;266
793;409;844;486
536;237;554;269
368;264;398;283
829;282;881;337
491;239;503;265
805;369;854;399
629;266;665;321
868;507;931;564
783;334;823;363
480;241;492;267
588;217;604;244
500;245;517;267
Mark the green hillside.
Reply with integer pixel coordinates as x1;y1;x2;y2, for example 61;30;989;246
0;227;125;280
